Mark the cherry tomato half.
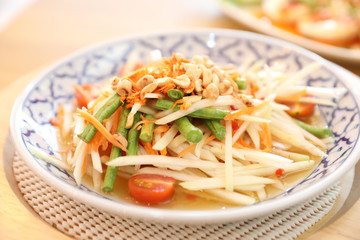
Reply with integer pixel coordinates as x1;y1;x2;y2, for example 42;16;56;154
279;101;315;119
128;174;176;204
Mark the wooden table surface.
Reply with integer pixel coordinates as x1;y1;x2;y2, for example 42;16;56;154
1;0;360;239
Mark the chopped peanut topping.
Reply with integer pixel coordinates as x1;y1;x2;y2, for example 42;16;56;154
202;69;212;87
212;73;220;87
140;82;158;100
136;75;154;90
203;83;219;99
174;74;191;88
110;77;120;91
212;66;224;78
114;79;132;96
219;79;233;95
194;79;203;93
155;77;172;87
185;64;202;81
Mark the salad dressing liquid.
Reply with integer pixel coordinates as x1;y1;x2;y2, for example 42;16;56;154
78;157;320;210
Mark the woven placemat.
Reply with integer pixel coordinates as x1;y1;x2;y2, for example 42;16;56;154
13;153;342;240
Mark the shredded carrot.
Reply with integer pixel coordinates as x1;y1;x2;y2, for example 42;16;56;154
126;59;173;84
126;67;149;83
125;91;145;109
76;109;127;152
140;114;150;135
177;144;196;158
233;142;245;149
259;123;272;152
89;131;103;151
124;77;139;91
160;148;167;156
110;107;122;134
141;141;158;155
258;131;268;151
132;119;156;135
204;135;216;146
237;135;254;149
172;99;184;109
263;123;272;147
154;125;170;134
233;141;255;151
176;135;215;157
234;123;271;152
158;83;176;94
181;100;192;110
144;121;150;135
154;126;170;156
87;109;123;152
224;101;268;120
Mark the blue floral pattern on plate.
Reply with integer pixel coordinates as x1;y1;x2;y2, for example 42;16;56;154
10;30;360;223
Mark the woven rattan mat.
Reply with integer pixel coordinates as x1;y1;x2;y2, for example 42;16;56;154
11;151;347;240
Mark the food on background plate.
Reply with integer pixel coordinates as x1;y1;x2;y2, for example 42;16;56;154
30;52;345;208
226;0;360;49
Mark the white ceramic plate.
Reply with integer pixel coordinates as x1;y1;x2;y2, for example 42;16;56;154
10;29;360;224
217;1;360;64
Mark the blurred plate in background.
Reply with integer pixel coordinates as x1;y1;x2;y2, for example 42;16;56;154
217;0;360;64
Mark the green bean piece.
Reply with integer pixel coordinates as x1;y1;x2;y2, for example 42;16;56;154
202;119;226;140
78;93;122;143
189;108;229;120
102;106;131;192
293;118;333;138
167;89;184;100
155;99;230;120
127;112;142;156
155;98;179;109
139;114;154;142
235;77;247;90
175;117;203;143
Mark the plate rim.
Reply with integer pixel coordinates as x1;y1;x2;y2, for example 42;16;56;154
9;28;360;224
